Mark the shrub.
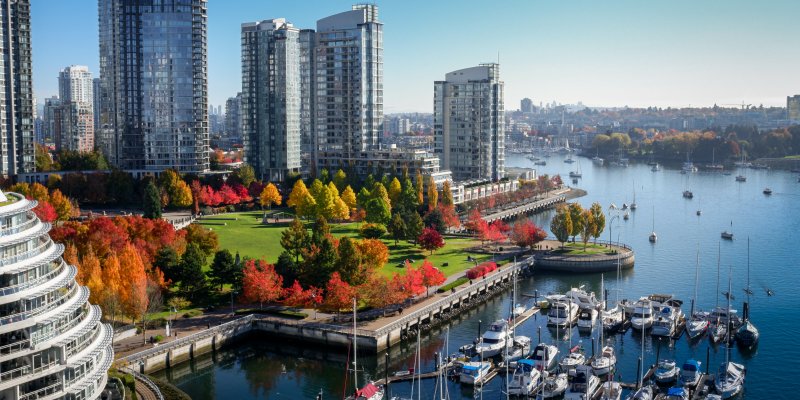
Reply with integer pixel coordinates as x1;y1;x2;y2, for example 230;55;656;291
437;277;469;293
359;223;387;239
465;261;497;279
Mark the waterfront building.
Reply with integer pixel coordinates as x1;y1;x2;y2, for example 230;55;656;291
0;0;35;175
0;191;113;399
98;0;209;172
241;19;302;182
788;95;800;122
92;78;101;137
314;4;383;174
56;66;94;153
434;63;505;181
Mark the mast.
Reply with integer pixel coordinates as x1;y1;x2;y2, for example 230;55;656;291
716;242;721;309
353;297;358;391
692;244;699;316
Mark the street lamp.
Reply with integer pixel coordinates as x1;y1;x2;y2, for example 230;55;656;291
607;215;620;248
230;290;237;315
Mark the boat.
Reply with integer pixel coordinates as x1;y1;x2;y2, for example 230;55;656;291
630;298;654;330
508;359;542;396
345;299;385;400
721;221;734;240
565;286;603;311
654;359;680;384
707;306;741;330
665;386;689;400
505;335;532;363
459;361;492;385
714;361;745;398
763;187;772;195
621;203;628;210
651;303;682;337
577;309;598;330
558;345;586;371
565;365;601;400
540;371;568;398
736;239;759;348
687;247;709;341
592;156;605;166
591;345;617;375
548;300;579;327
602;304;624;332
709;319;727;344
564;154;575;164
599;381;623;400
651;163;660;172
623;212;629;220
735;175;746;182
679;359;702;387
682;190;693;199
473;319;511;357
696;210;702;216
569;159;582;178
535;160;547;166
619;157;630;167
626;385;653;400
648;206;657;243
531;342;559;371
681;162;697;173
511;303;527;318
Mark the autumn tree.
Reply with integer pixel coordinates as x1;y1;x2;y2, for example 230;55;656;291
415;172;424;206
440;180;453;208
33;201;57;222
184;224;219;258
418;260;446;297
321;272;354;314
387;213;406;246
287;179;315;219
332;169;348;192
426;175;438;210
49;189;73;221
259;183;282;210
234;164;256;187
550;205;572;246
388;177;402;206
281;218;309;263
580;209;594;250
362;275;403;311
371;182;391;210
405;212;424;243
143;181;162;219
241;259;284;309
341;185;357;210
335;237;364;285
401;263;426;297
589;202;606;243
510;220;548;250
309;179;334;219
81;248;103;303
356;239;389;276
189;180;202;215
567;203;584;243
118;244;148;325
418;227;445;255
465;209;489;240
282;280;320;309
484;220;510;247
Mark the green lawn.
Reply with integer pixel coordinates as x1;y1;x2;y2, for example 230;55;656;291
552;242;616;256
195;211;489;278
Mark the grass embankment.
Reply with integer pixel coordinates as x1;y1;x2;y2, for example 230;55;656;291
195;211;488;278
551;242;616;256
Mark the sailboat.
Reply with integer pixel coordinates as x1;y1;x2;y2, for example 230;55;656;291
626;327;653;400
630;183;637;210
686;246;709;340
569;158;582;178
735;153;748;181
649;206;657;243
602;259;625;332
721;221;733;240
346;298;384;400
709;243;727;344
714;268;746;398
505;275;532;363
591;278;617;376
708;148;724;170
736;238;760;348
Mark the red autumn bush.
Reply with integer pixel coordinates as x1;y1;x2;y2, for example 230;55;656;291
465;261;497;279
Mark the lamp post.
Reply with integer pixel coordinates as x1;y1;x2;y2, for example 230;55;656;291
607;203;620;248
230;290;237;315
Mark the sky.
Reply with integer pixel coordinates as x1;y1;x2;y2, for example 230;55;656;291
31;0;800;113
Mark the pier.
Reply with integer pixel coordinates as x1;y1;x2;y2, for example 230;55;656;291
461;187;575;225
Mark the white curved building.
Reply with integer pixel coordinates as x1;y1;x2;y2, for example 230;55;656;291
0;191;113;400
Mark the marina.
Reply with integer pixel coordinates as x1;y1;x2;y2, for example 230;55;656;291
153;153;797;399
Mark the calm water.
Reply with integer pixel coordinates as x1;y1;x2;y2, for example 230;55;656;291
155;154;800;398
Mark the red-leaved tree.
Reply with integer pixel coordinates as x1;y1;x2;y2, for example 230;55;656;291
419;260;446;297
402;262;426;298
510;220;548;250
483;220;509;246
418;227;445;255
241;260;284;309
322;272;355;314
33;200;58;222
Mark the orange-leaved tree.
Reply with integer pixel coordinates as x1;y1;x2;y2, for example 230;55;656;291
241;259;284;309
418;260;446;297
259;183;281;210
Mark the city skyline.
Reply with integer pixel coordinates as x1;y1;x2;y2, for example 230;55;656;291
31;1;800;113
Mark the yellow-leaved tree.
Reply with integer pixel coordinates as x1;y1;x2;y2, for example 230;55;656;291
259;183;281;209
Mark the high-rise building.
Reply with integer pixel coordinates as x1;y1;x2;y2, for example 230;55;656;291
298;29;316;177
98;0;209;172
434;63;505;181
224;93;242;144
788;95;800;122
0;0;35;175
314;4;383;172
57;66;94;153
241;19;302;182
42;96;63;144
0;190;113;399
521;97;533;113
92;78;101;136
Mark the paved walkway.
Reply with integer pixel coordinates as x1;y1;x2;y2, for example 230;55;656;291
134;379;160;400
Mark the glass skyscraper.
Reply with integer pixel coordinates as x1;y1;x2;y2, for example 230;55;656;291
0;0;34;175
98;0;209;172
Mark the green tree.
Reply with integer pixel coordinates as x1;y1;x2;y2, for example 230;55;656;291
550;205;572;247
179;243;208;298
371;182;391;210
281;218;309;263
335;237;364;285
567;203;584;243
423;208;446;234
309;179;334;219
301;237;337;288
580;209;594;250
142;181;162;219
364;197;391;225
332;169;347;192
589;202;606;243
388;213;406;246
35;143;54;171
388;177;402;206
208;249;236;290
356;187;371;208
153;247;180;284
274;251;298;286
312;215;330;245
107;168;135;204
235;164;256;187
405;211;424;243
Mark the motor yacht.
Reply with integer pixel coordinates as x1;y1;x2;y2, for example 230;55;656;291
531;342;559;371
559;346;586;371
679;359;702;387
508;359;541;396
630;298;654;330
565;287;603;310
548;301;579;327
577;309;598;330
651;304;682;337
654;359;679;385
565;365;601;400
505;336;532;363
473;319;511;357
459;361;492;385
541;371;568;398
591;345;617;375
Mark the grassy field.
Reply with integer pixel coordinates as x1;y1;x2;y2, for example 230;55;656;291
195;211;488;278
551;242;615;256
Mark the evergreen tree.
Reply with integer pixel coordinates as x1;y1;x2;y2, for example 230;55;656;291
388;213;407;246
208;249;236;289
153;247;180;284
143;180;162;219
275;251;298;287
405;211;424;243
281;218;309;263
312;215;330;244
302;237;337;288
335;237;364;285
423;208;446;234
179;243;208;298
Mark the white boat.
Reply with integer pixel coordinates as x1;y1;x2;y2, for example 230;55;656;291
630;298;654;330
686;312;709;340
679;359;702;387
654;359;679;384
459;361;492;385
736;240;759;349
709;319;728;344
531;342;559;371
565;286;603;310
474;319;511;357
651;163;660;172
565;365;600;400
682;190;693;199
511;303;527;318
508;359;541;396
599;381;623;400
548;301;579;327
630;184;637;210
577;309;598;330
651;304;682;337
626;385;653;400
714;361;745;398
602;304;625;332
735;175;747;182
559;345;586;371
707;306;741;329
648;207;657;243
505;335;532;363
592;156;604;166
346;299;385;400
541;371;568;398
591;345;617;375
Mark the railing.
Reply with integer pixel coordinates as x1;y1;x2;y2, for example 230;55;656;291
371;259;528;337
0;283;80;326
127;369;165;400
0;261;65;297
19;381;62;400
0;358;59;383
0;238;55;267
168;215;196;230
0;213;37;237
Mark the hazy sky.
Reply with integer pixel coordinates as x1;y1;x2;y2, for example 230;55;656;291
31;0;800;112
